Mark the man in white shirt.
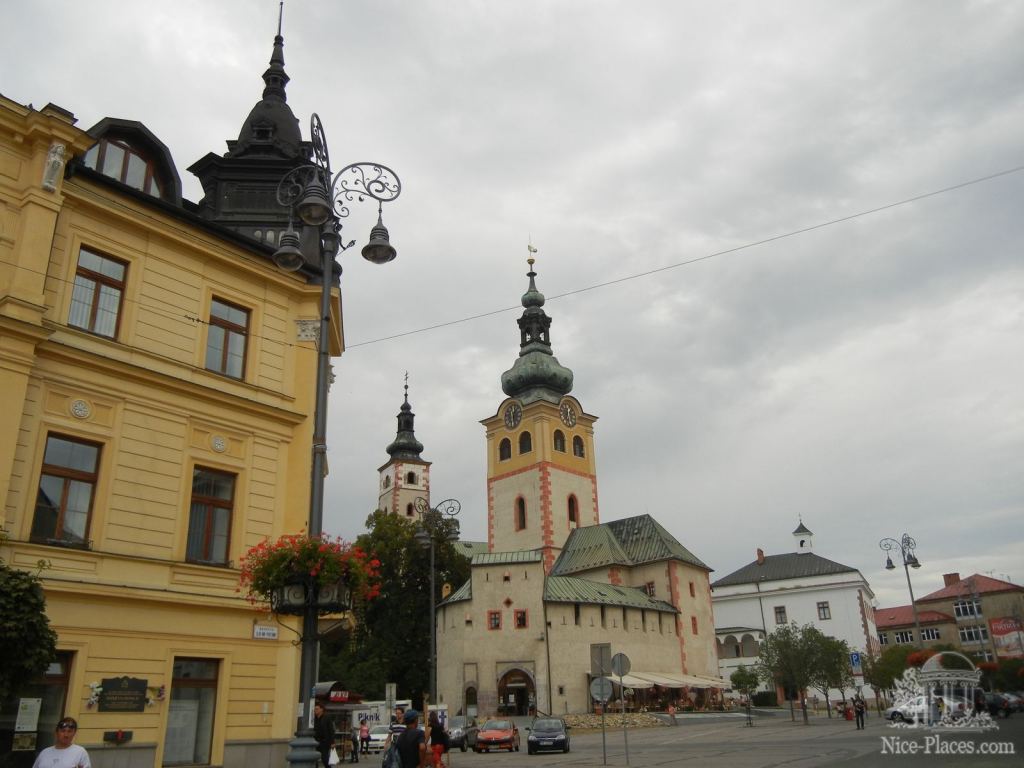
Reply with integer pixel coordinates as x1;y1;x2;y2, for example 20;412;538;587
32;718;91;768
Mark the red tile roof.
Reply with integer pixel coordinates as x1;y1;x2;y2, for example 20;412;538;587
918;573;1023;602
875;605;953;629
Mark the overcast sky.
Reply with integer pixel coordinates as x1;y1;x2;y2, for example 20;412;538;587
6;1;1022;608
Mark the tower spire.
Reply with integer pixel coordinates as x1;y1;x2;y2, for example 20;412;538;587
386;375;425;460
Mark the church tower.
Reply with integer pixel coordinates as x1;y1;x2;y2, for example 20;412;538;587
378;382;431;518
793;519;814;553
482;259;599;571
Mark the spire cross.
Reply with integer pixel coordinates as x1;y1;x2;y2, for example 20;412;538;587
277;1;283;36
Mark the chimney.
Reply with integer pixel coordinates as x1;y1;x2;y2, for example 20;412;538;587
943;573;961;587
756;548;765;565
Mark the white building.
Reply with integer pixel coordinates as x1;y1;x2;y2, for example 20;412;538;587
712;523;879;701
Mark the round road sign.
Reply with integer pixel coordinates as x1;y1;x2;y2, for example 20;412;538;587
610;652;631;677
589;676;614;702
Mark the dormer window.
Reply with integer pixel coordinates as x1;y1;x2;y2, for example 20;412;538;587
83;138;163;197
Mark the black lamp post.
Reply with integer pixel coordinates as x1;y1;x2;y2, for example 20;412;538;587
879;533;923;649
413;496;461;707
273;113;401;768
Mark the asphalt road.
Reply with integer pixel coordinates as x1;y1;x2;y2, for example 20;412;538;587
438;711;1022;768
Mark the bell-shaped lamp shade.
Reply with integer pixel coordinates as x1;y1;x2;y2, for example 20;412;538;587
273;226;305;272
414;525;430;549
361;212;397;264
884;556;895;571
296;178;332;226
908;555;921;569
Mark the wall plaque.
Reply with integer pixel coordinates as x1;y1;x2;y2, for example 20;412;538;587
99;676;148;712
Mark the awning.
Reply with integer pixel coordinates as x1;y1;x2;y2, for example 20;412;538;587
627;671;728;689
609;673;655;689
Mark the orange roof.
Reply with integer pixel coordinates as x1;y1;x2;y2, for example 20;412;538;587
875;605;953;629
919;573;1023;602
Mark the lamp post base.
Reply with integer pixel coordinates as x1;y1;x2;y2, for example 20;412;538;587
285;732;320;768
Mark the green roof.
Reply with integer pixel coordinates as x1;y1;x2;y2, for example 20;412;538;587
471;550;543;566
551;514;709;575
454;540;489;559
545;576;677;612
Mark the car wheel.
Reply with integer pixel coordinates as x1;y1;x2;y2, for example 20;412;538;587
460;743;467;753
890;712;905;722
527;746;536;755
514;742;520;752
563;744;569;753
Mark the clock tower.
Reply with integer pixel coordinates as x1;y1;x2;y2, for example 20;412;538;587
482;259;599;571
378;382;431;518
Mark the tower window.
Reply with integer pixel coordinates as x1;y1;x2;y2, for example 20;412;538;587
515;498;526;530
519;431;532;454
572;436;585;458
568;495;578;528
499;438;511;461
514;610;528;629
382;475;391;488
553;430;566;452
406;471;416;484
406;503;414;517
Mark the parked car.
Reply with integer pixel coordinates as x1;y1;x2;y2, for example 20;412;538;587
447;716;479;752
366;724;391;752
979;693;1013;719
884;695;969;722
1001;692;1023;713
526;718;570;755
474;719;520;752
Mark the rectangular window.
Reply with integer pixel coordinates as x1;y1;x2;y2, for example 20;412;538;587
921;628;940;641
600;605;606;628
164;658;218;765
817;601;832;620
953;599;982;618
68;248;127;339
186;467;235;565
691;616;699;635
958;625;989;643
894;630;914;644
31;434;101;546
514;610;528;629
689;582;696;598
642;581;655;597
774;606;787;625
487;611;501;630
878;632;889;645
205;298;249;379
573;604;581;626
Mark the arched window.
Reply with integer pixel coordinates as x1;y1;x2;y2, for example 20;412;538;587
406;471;417;485
553;429;566;452
499;438;512;461
83;138;164;197
406;503;414;517
382;475;391;488
519;431;532;454
515;497;527;530
568;495;578;528
572;435;585;458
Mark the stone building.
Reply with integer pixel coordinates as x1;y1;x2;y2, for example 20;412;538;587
432;262;721;717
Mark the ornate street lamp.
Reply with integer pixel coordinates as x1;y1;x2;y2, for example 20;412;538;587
274;113;401;768
413;496;461;707
879;533;924;649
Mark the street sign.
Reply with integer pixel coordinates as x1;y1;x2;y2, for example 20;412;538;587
610;652;631;677
590;676;614;703
849;651;863;676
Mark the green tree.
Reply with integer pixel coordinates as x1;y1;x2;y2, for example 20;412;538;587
730;664;760;719
0;558;58;699
808;635;853;717
319;510;470;709
757;623;823;724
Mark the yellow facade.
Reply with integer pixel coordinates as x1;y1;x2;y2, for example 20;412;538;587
0;96;335;768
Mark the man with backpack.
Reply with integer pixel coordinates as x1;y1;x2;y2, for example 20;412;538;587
383;710;425;768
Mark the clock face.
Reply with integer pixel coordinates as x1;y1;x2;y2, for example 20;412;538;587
559;402;577;427
504;401;522;429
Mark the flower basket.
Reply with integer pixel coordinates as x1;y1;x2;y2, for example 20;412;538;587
239;533;380;614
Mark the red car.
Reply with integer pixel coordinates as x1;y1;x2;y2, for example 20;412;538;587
473;719;520;752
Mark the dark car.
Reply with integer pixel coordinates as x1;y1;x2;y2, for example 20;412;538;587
526;718;570;755
447;716;479;752
474;719;520;752
980;693;1013;719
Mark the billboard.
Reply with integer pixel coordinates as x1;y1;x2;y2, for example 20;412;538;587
988;616;1024;659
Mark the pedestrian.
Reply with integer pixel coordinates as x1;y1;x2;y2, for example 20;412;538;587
359;719;370;754
395;709;426;768
426;711;449;768
32;718;90;768
349;723;359;763
313;703;335;768
853;694;866;730
667;702;677;726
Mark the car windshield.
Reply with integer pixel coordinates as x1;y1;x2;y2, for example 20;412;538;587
370;726;390;735
482;720;510;730
532;720;562;731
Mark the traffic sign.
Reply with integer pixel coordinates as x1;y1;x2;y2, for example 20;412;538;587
849;652;863;675
590;676;614;703
610;652;631;677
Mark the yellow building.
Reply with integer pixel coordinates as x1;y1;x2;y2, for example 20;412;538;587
436;262;722;718
0;30;338;768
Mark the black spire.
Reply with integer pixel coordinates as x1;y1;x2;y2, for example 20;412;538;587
386;378;425;460
500;258;573;404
